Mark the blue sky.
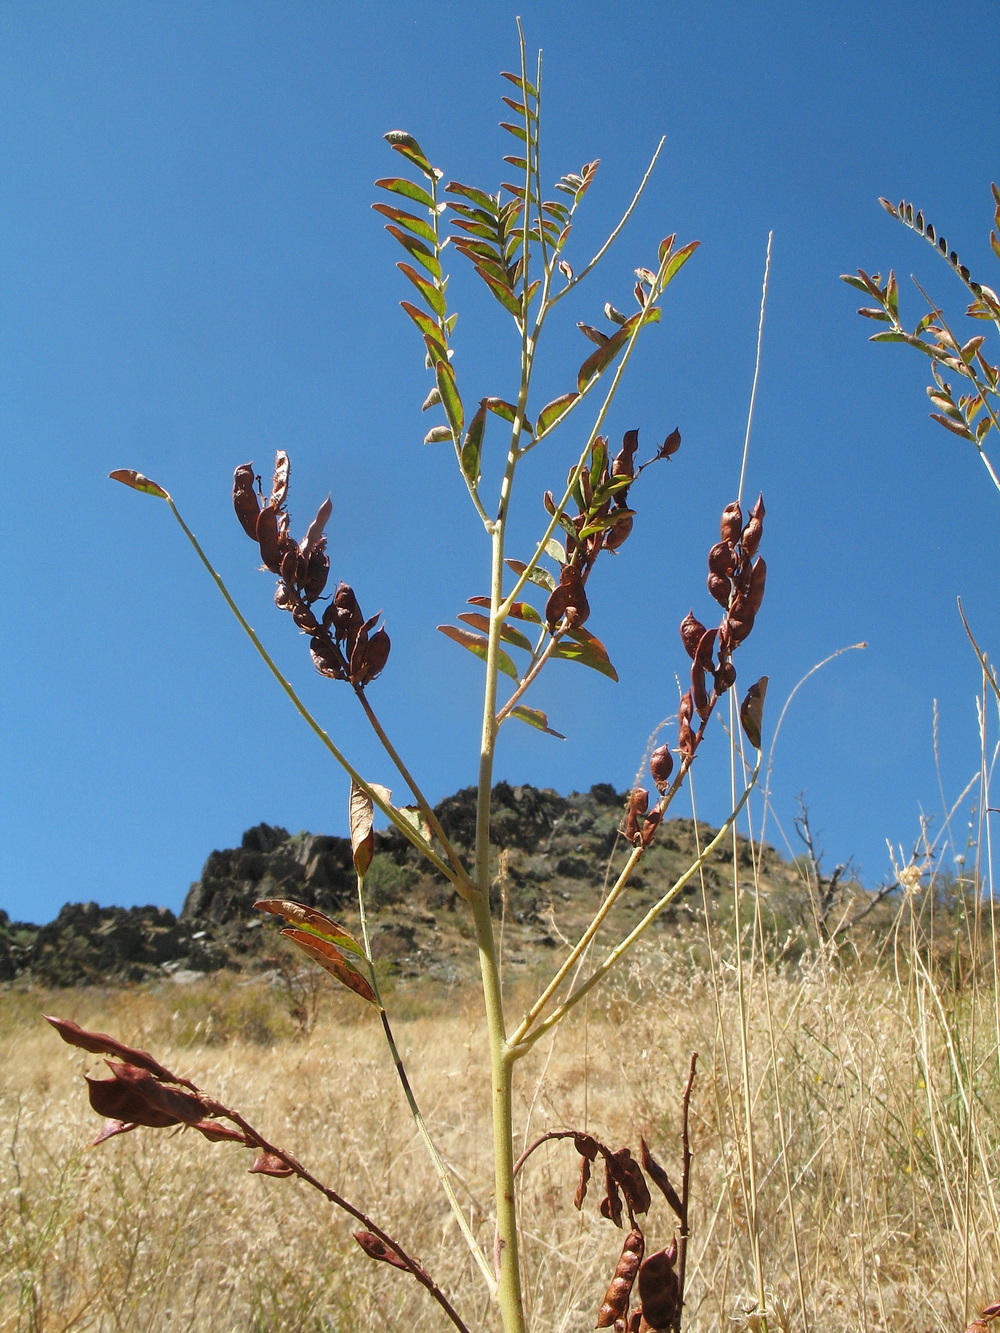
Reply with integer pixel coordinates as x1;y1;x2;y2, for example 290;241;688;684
3;1;999;924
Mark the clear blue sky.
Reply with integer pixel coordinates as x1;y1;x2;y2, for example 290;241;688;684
3;1;999;924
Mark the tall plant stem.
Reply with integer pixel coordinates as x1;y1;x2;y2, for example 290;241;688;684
473;522;526;1333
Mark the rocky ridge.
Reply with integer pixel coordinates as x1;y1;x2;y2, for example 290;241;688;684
1;782;803;987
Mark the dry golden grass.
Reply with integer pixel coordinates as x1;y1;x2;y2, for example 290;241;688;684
2;925;999;1332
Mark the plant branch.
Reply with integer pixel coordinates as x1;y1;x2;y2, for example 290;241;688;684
165;498;464;890
510;756;761;1054
547;137;665;308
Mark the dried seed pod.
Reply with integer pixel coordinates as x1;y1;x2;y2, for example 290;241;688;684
612;429;639;480
679;610;707;660
678;692;696;759
741;516;763;558
280;547;302;586
303;549;330;602
650;745;674;793
233;464;262;539
639;1138;683;1220
332;583;364;643
726;612;755;645
611;1148;651;1215
356;626;391;685
310;634;345;680
656;427;681;459
641;809;661;847
604;507;633;552
249;1151;295;1178
637;1243;680;1331
291;603;319;633
353;1231;409;1270
268;451;290;509
599;1163;623;1227
713;659;737;693
707;572;731;608
744;556;767;615
623;789;649;845
707;541;735;577
720;500;742;543
596;1228;645;1328
256;504;283;573
545;564;590;631
691;662;711;721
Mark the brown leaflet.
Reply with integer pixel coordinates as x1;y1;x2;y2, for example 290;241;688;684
639;1137;683;1220
105;1062;211;1125
349;781;393;879
280;929;377;1005
255;899;366;958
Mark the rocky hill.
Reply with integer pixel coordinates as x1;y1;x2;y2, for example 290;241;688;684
1;782;808;987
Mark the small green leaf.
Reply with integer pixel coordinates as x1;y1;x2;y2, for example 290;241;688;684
662;239;700;286
461;402;487;486
447;181;498;213
434;359;464;437
109;469;170;500
552;627;618;681
476;267;523;317
373;204;438;247
399;300;448;360
499;121;527;143
536;392;579;436
868;331;907;343
397;262;446;318
857;307;891;321
483;398;533;434
509;706;566;739
930;413;975;439
544;536;567;565
578;508;635;540
384;131;439;181
457;611;533;653
375;177;436;210
577;325;630;393
505;558;557;592
437;624;519;679
385;225;442;278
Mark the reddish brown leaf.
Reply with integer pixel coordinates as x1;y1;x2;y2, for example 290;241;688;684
281;929;377;1005
109;468;170;500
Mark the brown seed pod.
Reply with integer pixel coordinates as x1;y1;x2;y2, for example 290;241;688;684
641;809;662;847
623;789;649;845
233;464;262;539
744;556;767;615
691;662;711;721
291;603;319;633
353;1231;409;1270
707;541;736;577
678;691;695;761
720;500;742;543
356;626;391;685
545;564;590;631
604;507;634;552
596;1228;645;1328
713;659;737;693
650;745;674;793
256;504;283;573
310;634;345;680
707;572;731;608
270;450;290;509
612;429;639;480
332;583;364;643
303;549;330;603
637;1243;680;1331
679;610;707;660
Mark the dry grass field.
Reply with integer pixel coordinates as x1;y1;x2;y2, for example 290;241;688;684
3;895;1000;1333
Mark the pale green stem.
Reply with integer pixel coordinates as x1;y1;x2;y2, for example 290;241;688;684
165;499;463;888
356;871;497;1294
511;758;760;1055
510;844;643;1046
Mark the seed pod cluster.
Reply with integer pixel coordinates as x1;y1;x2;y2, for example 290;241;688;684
233;453;390;687
676;494;766;765
543;428;680;631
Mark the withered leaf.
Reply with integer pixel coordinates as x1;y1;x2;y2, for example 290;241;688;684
106;1061;209;1125
85;1075;181;1129
349;780;392;880
508;705;566;740
739;676;769;751
109;469;170;500
281;929;377;1005
255;899;367;959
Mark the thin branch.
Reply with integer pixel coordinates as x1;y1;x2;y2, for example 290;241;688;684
548;138;666;308
737;232;772;506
